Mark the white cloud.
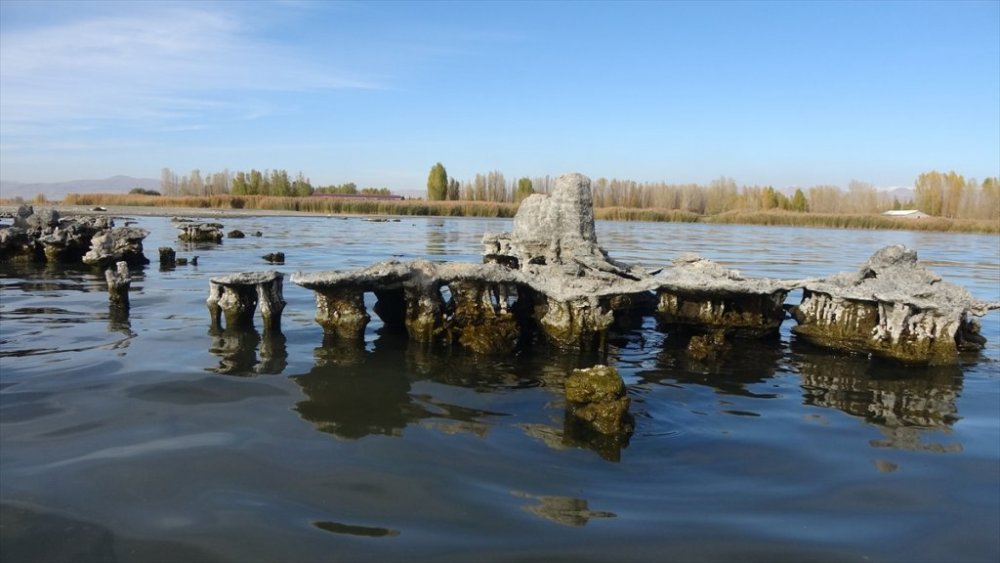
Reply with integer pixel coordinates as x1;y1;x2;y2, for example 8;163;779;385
0;6;376;129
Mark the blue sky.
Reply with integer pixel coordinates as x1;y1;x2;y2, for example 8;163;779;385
1;0;998;191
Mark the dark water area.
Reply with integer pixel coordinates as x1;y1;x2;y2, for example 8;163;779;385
1;215;998;562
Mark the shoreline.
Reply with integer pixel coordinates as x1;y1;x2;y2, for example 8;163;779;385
1;202;995;234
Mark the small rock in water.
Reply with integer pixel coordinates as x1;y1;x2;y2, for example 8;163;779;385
263;252;285;264
564;365;632;435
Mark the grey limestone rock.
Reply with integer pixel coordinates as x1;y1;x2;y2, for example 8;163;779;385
82;226;150;267
792;245;999;364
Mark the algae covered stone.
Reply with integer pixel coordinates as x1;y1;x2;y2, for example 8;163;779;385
564;365;631;435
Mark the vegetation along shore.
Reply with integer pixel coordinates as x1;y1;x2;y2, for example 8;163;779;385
2;165;996;233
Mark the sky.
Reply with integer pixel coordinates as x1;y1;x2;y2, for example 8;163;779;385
1;0;998;191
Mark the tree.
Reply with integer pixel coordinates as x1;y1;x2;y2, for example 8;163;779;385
515;177;534;202
447;178;460;201
160;167;178;196
914;171;944;215
427;163;448;201
231;171;248;195
790;188;808;212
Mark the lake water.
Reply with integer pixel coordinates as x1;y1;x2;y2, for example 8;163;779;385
1;215;998;562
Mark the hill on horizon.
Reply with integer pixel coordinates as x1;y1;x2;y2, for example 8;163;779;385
0;175;160;200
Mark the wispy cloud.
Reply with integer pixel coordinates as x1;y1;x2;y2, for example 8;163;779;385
0;5;377;131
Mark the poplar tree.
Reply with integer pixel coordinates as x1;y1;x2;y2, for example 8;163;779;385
427;163;448;201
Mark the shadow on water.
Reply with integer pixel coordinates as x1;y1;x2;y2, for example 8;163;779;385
792;340;965;452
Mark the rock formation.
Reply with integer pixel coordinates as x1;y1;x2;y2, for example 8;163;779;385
178;223;224;243
655;253;802;338
207;271;286;333
82;226;150;267
289;174;995;365
791;245;999;365
105;261;131;307
0;205;147;266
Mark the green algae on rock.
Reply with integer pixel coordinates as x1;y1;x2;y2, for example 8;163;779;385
564;365;632;436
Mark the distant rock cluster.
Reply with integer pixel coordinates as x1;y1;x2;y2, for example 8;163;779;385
0;204;148;267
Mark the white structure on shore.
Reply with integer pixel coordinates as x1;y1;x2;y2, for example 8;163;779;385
883;209;930;219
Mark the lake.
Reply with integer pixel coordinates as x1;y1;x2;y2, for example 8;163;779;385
1;215;998;562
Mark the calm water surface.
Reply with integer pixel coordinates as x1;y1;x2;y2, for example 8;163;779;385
1;215;998;562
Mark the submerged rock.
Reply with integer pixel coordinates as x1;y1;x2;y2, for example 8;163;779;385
791;245;998;365
159;247;176;268
564;365;632;436
178;223;223;243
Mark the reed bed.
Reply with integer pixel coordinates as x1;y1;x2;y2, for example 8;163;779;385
595;207;701;223
60;193;519;218
30;194;996;234
705;210;999;233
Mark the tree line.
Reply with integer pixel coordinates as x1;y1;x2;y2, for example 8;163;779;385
426;163;999;221
159;168;392;198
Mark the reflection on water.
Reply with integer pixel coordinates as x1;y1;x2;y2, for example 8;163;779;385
521;416;631;462
640;334;784;398
795;344;963;452
313;520;400;538
293;335;505;440
513;491;616;526
207;328;287;375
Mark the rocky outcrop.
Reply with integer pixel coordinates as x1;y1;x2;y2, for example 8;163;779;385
290;174;995;364
82;226;150;267
207;271;286;333
655;254;801;338
178;223;224;243
481;173;659;347
791;245;999;365
0;205;147;266
293;260;528;352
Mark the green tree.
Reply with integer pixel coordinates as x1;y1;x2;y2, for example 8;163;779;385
790;188;808;212
515;177;534;202
231;171;248;195
427;162;448;201
914;171;944;215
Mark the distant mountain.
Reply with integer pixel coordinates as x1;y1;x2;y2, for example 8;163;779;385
0;175;160;200
885;187;915;202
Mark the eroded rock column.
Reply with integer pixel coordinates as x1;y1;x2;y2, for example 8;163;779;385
449;281;521;354
535;295;615;348
404;285;447;343
315;287;369;340
105;261;131;307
